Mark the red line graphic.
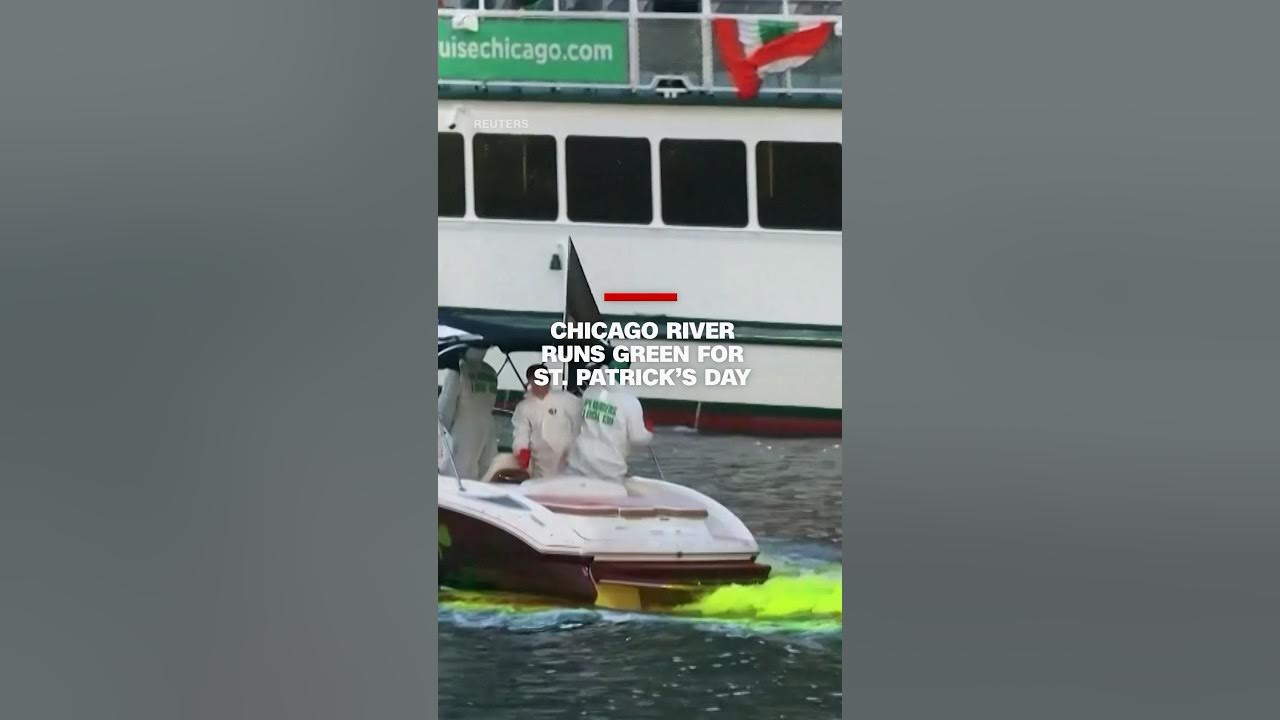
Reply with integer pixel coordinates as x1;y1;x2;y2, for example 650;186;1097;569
603;292;678;302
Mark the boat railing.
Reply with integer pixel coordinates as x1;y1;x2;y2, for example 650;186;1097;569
438;0;842;101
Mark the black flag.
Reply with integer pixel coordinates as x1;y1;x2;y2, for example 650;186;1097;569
564;239;603;395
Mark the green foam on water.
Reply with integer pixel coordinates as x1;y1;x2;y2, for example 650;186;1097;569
676;573;843;619
440;585;842;634
439;589;560;613
439;562;844;634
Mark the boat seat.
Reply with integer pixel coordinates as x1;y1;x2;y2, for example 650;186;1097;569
525;494;709;519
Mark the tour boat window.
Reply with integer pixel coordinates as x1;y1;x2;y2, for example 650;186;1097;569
439;132;466;218
756;141;841;231
659;139;748;228
473;133;559;221
566;136;652;225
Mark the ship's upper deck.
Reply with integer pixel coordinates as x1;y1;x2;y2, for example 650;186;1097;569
438;0;841;107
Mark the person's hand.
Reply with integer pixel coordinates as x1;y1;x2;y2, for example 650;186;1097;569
517;448;531;469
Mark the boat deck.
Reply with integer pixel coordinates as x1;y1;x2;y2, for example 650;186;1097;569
526;493;711;518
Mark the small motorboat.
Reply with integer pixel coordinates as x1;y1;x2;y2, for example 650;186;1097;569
436;246;770;610
438;472;770;611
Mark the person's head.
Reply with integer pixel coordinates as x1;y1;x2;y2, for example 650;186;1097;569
600;358;629;387
526;363;550;398
463;346;487;363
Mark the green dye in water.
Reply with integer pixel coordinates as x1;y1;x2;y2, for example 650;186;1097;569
440;565;844;626
439;589;560;614
677;573;842;619
440;582;842;633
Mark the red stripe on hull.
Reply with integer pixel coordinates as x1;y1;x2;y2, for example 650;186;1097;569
643;406;841;438
695;413;840;437
593;560;770;587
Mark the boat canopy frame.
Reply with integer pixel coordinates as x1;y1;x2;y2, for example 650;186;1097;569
437;308;609;371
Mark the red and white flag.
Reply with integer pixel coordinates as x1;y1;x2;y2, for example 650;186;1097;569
713;18;835;100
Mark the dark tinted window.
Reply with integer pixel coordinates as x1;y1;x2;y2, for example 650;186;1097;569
439;132;465;218
660;139;747;228
566;136;652;224
756;141;841;231
473;134;558;221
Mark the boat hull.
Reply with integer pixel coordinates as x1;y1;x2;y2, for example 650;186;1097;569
439;506;598;602
438;507;770;608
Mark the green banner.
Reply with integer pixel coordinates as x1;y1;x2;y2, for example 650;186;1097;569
439;18;629;84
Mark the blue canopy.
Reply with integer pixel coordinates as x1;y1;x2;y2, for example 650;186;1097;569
437;309;606;370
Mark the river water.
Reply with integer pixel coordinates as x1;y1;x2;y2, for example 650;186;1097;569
439;430;843;719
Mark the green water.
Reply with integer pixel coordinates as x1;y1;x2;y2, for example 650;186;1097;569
440;432;842;719
678;572;843;620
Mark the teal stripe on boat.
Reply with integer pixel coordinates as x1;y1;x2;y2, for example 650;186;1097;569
440;306;842;349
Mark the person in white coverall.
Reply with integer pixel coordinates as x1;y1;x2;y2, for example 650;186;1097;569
511;363;581;478
437;420;454;475
438;347;498;479
566;359;653;482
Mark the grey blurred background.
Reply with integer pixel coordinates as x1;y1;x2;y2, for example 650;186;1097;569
2;0;436;718
5;0;1280;717
847;0;1280;716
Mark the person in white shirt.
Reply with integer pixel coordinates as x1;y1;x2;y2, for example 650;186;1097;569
565;359;653;482
511;363;582;478
437;347;498;479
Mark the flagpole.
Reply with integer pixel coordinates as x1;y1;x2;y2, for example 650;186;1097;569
562;237;570;391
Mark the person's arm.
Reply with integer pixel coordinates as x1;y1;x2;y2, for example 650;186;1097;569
626;397;653;447
512;401;532;451
478;417;497;477
438;369;461;429
511;400;533;468
567;394;584;436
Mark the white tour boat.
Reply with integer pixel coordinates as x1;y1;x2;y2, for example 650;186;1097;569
438;0;842;435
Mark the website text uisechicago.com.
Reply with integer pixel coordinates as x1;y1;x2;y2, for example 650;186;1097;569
439;38;615;65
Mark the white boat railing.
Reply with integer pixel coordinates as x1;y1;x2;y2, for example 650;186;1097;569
438;0;842;99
